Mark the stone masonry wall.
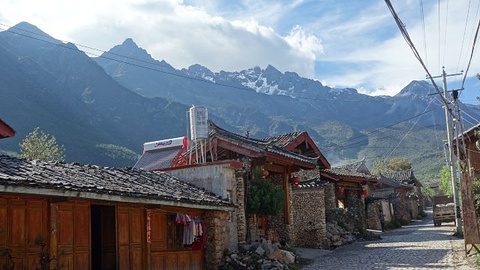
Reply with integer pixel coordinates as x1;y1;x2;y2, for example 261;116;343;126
366;201;382;231
392;198;411;222
325;183;336;210
291;188;327;248
235;171;247;244
326;197;366;235
203;210;230;270
167;164;239;250
267;173;292;243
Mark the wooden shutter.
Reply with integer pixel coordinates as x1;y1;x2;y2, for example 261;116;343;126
147;209;166;268
117;206;144;270
51;202;90;270
0;197;47;270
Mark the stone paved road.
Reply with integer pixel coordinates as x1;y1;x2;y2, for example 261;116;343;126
305;211;476;270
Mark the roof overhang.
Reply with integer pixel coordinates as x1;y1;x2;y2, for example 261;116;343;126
283;132;331;169
0;184;234;211
320;170;378;184
0;120;15;139
159;159;243;172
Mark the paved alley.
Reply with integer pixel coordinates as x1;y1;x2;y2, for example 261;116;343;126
305;212;476;270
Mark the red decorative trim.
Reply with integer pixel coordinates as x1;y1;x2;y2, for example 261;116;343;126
159;160;243;171
283;132;331;169
0;119;15;139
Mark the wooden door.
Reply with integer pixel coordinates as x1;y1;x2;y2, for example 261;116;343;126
117;206;144;270
100;207;117;270
0;197;48;270
51;202;90;270
147;210;167;268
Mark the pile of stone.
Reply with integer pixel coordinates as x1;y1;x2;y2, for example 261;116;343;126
221;239;295;270
326;221;356;248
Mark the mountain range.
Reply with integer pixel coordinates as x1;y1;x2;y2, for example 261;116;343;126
1;22;479;181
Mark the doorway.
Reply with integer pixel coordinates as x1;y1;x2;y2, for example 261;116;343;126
91;205;117;270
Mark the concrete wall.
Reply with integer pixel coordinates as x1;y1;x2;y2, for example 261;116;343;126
167;163;241;250
290;187;327;248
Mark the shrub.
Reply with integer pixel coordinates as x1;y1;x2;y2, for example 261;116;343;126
247;178;285;216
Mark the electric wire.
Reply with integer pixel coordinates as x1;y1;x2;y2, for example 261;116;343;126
331;106;443;150
419;0;428;67
442;0;449;66
460;17;480;90
438;0;441;74
456;0;472;73
0;24;395;104
385;98;435;159
384;0;453;115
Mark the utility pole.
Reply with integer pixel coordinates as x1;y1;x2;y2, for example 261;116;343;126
427;67;463;235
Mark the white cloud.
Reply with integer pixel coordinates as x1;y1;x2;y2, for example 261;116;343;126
0;0;323;78
311;0;480;96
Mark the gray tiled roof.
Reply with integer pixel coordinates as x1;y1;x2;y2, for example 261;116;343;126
209;121;318;166
377;175;410;188
337;158;370;174
383;170;415;183
297;177;329;189
261;131;305;148
0;155;231;207
322;168;378;181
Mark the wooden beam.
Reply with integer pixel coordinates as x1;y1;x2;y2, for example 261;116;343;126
264;163;285;174
217;140;263;158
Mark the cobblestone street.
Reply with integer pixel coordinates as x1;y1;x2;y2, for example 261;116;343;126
305;211;477;270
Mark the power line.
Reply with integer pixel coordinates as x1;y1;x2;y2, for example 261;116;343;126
442;0;450;66
386;98;435;159
456;0;473;73
384;0;452;115
438;0;441;74
0;23;394;104
332;106;443;149
460;17;480;90
419;0;428;67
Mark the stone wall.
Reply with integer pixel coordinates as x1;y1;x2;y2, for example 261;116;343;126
236;171;247;244
266;173;292;243
392;197;411;222
203;210;230;270
290;187;327;248
325;183;336;210
167;163;240;250
326;197;366;235
366;201;381;231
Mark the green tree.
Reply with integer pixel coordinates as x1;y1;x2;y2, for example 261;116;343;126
439;165;453;197
371;157;412;175
20;127;65;162
422;186;436;197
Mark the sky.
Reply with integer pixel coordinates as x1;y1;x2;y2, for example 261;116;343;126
1;0;480;103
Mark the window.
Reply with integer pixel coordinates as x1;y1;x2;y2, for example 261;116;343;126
166;213;205;250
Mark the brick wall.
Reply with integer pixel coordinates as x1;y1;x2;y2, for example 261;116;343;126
290;187;327;248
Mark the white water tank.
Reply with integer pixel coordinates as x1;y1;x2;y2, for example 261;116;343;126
189;105;209;140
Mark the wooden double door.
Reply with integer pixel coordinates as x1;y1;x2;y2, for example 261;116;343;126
51;202;144;270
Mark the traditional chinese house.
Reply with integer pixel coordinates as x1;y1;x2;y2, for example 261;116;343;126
0;155;233;270
320;159;378;209
174;121;330;244
132;120;333;246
